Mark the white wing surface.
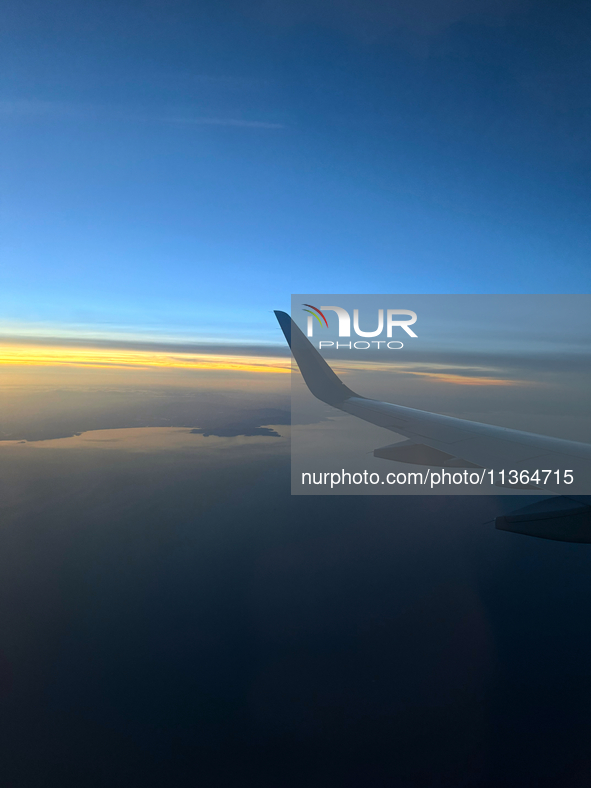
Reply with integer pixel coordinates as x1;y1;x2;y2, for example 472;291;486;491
276;310;591;540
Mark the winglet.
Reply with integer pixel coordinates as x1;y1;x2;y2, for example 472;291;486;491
274;310;293;348
274;310;359;406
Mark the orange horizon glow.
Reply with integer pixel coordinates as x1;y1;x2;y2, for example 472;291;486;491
0;343;526;386
332;360;524;387
0;343;291;373
393;370;517;386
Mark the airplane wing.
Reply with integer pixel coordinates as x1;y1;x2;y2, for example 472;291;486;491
275;310;591;541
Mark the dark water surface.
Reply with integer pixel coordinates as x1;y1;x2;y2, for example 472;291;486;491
1;415;591;786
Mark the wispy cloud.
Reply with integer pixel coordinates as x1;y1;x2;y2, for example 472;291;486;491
0;99;95;117
332;359;528;386
0;100;285;129
0;333;290;357
248;0;529;46
162;116;285;129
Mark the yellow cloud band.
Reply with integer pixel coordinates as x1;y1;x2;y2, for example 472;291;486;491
0;343;291;373
0;343;524;385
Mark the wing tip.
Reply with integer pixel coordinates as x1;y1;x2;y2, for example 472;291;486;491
272;308;360;405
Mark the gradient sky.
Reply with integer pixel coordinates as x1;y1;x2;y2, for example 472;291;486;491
2;0;591;346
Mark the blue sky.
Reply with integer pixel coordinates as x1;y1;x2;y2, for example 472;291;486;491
2;0;590;345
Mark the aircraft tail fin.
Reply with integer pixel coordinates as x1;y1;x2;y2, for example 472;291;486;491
274;310;360;406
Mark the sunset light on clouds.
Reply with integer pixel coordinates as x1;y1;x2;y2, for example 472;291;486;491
0;342;291;373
